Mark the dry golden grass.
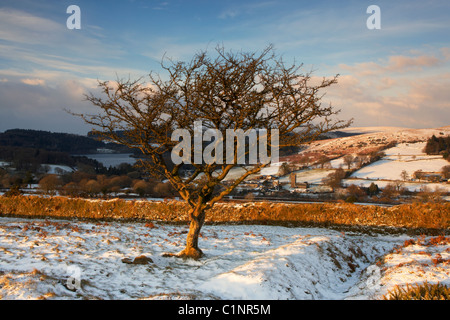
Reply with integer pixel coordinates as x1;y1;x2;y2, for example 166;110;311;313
382;282;450;300
0;195;448;234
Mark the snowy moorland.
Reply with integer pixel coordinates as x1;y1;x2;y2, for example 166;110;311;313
0;216;448;300
305;126;450;156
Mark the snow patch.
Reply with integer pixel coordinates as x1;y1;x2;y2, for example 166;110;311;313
1;217;439;300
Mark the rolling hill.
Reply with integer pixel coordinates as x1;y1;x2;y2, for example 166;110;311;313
283;125;450;162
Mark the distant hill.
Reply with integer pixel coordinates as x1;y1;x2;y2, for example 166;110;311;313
0;129;129;154
0;129;137;173
281;125;450;163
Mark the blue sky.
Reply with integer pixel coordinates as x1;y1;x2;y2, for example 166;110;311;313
0;0;449;134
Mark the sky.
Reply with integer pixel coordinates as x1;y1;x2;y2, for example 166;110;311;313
0;0;449;134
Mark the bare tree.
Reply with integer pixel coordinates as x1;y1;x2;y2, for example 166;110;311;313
413;169;424;182
343;154;354;170
442;165;450;180
322;167;346;191
39;174;62;195
317;155;331;169
400;170;409;182
354;154;367;168
74;45;351;259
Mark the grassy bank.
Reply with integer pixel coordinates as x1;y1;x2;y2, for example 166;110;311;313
0;195;449;234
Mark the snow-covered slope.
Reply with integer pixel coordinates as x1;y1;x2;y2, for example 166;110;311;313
342;141;450;192
1;217;448;300
296;126;450;158
350;142;449;180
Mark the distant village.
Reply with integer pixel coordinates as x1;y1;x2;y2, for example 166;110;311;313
1;129;449;204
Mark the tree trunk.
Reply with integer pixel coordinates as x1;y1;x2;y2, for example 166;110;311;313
176;207;206;260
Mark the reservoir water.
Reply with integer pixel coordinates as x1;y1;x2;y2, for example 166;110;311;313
82;153;137;168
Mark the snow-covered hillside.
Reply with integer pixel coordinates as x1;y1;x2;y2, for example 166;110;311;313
344;142;450;192
0;217;448;300
300;126;450;157
351;142;448;179
281;127;450;194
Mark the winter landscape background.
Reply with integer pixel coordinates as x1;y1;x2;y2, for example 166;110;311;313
1;0;450;301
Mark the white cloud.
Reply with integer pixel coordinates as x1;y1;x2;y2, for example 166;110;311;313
0;8;61;44
0;8;128;82
0;78;99;134
21;78;46;86
324;49;450;128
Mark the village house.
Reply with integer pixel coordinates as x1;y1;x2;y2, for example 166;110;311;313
290;172;309;191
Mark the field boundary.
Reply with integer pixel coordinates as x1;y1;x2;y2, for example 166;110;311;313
0;195;448;235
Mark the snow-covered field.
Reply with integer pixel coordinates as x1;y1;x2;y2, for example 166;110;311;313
343;179;450;193
344;142;450;192
279;169;335;185
279;138;449;195
351;157;448;181
42;164;75;174
0;217;448;300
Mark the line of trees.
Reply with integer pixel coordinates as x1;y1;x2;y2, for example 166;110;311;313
0;129;105;154
38;172;176;198
0;129;135;154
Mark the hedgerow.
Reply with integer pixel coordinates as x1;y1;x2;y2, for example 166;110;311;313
0;196;448;234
